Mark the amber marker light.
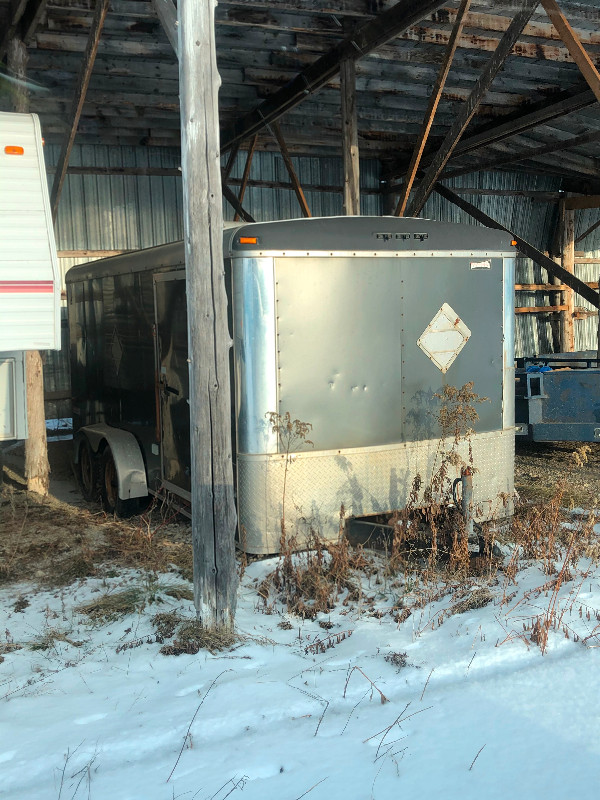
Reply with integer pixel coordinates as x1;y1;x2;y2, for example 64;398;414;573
239;236;258;244
511;240;518;246
4;145;24;155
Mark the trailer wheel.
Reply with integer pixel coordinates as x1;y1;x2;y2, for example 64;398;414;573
100;446;140;517
77;437;98;502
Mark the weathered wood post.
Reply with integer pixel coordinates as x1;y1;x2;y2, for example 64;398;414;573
597;274;600;365
178;0;238;630
340;57;359;216
8;35;50;497
560;201;576;352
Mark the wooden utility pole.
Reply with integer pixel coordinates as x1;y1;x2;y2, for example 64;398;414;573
340;57;359;216
8;35;50;497
560;201;576;351
178;0;237;630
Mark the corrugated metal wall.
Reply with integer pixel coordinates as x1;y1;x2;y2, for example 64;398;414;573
423;171;563;358
45;144;383;287
41;144;600;417
574;210;600;352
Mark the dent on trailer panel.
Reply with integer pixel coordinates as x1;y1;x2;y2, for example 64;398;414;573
274;256;403;452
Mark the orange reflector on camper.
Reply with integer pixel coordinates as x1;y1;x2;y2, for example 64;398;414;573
511;240;518;246
4;145;24;155
239;236;258;244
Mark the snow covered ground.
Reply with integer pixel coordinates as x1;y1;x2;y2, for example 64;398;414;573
2;546;600;800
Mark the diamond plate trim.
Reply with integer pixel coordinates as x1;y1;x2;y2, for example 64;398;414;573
237;429;514;553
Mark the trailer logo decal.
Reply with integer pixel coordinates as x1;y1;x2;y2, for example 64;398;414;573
470;259;491;270
417;303;471;374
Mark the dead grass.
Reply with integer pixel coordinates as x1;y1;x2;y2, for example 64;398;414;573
159;620;237;656
0;480;193;589
76;588;148;623
448;587;494;617
28;628;84;651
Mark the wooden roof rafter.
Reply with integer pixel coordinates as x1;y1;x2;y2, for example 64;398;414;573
219;0;452;153
407;0;549;216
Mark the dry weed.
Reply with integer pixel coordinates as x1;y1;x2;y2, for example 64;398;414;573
264;529;360;619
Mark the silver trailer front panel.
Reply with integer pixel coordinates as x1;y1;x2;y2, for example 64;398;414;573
233;241;515;551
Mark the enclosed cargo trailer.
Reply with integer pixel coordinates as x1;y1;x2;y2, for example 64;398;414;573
0;112;62;442
67;216;516;553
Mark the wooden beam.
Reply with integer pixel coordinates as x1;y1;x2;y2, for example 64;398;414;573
540;0;600;104
560;202;576;351
395;0;471;217
564;195;600;210
450;90;597;163
0;0;28;60
433;182;600;309
179;0;237;630
384;88;597;183
515;283;600;291
515;306;567;313
233;134;257;223
222;142;240;180
443;128;600;179
221;173;256;223
219;0;450;153
19;0;46;44
407;0;540;217
340;57;359;216
49;0;110;222
575;218;600;245
148;1;255;225
272;122;311;218
152;0;178;55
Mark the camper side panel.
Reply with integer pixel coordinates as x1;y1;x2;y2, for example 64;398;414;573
0;112;61;351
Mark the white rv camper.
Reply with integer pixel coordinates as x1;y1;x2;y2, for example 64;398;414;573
0;111;61;441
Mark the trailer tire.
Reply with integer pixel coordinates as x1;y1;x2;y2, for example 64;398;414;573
77;437;99;502
100;446;141;517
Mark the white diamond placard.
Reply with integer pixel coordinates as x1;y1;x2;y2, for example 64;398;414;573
417;303;471;373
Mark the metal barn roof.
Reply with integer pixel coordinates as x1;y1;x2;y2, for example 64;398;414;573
1;0;599;193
